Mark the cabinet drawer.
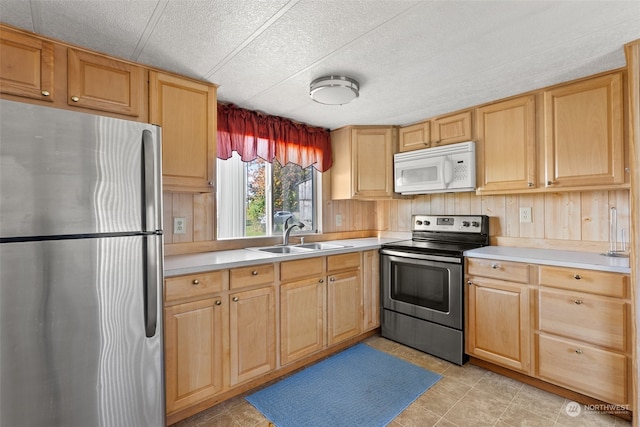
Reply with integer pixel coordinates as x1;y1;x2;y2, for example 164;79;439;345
539;289;627;351
230;264;274;289
537;334;628;405
165;271;225;302
467;258;529;283
327;252;360;272
280;257;324;282
539;266;628;298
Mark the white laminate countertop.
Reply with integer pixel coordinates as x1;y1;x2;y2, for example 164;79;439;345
164;237;402;277
464;246;631;274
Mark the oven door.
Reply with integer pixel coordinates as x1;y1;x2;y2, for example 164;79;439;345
380;250;463;330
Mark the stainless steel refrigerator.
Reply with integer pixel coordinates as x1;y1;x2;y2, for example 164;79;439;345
0;99;165;426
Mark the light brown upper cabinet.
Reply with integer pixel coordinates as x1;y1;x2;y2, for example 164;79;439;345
0;27;55;102
543;72;624;188
476;95;536;194
331;126;396;199
398;110;473;152
67;48;144;117
149;71;217;192
398;121;431;152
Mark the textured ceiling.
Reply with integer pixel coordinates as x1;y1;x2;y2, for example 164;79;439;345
1;0;640;130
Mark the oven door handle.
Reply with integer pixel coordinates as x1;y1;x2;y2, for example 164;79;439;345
379;249;462;264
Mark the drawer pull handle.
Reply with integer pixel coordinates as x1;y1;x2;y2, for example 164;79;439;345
467;280;473;286
527;182;534;187
41;90;50;97
573;274;581;280
574;299;583;305
71;96;80;102
232;297;239;302
575;349;583;355
319;279;324;283
330;277;336;282
192;279;200;285
491;263;499;269
215;300;222;306
252;270;258;276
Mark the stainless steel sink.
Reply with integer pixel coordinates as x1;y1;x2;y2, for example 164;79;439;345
247;242;350;254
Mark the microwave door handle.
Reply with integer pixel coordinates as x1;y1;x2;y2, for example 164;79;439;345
443;157;453;187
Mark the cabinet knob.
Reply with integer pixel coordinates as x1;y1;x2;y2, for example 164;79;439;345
329;277;336;282
70;96;80;102
491;263;499;269
41;90;50;97
252;270;258;276
573;274;581;280
527;182;534;187
208;181;214;186
467;280;473;286
546;180;556;186
215;300;222;306
192;279;199;285
575;349;583;355
319;279;324;283
574;299;583;305
232;296;239;302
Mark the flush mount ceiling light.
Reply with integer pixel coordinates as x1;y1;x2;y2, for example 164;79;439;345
310;75;359;105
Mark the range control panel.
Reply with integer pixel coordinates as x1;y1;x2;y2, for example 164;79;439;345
412;215;487;233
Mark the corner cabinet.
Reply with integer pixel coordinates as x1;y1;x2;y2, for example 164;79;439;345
149;71;217;192
475;96;536;193
330;126;396;199
543;72;624;188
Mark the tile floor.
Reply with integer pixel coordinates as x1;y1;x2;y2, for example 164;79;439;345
171;335;632;427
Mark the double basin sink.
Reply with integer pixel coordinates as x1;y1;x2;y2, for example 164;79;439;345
247;242;350;254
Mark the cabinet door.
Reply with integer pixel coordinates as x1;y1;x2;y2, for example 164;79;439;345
432;111;472;146
229;286;276;385
466;276;531;373
150;71;216;192
543;73;624;188
362;250;380;331
0;27;54;101
352;127;394;199
67;48;144;117
280;277;325;365
327;270;362;345
476;96;536;193
164;297;225;413
399;121;431;152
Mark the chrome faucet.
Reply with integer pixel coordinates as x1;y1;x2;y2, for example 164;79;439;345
283;217;304;245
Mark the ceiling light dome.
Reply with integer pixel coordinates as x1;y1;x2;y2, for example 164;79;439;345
310;75;359;105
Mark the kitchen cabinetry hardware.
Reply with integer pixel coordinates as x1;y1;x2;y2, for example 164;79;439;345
528;182;534;187
330;277;336;281
319;279;324;283
574;299;583;305
70;96;79;102
573;274;581;279
546;181;555;186
491;263;500;269
575;349;583;354
41;90;50;96
232;296;239;302
467;280;473;285
192;279;199;285
252;270;258;276
215;300;221;305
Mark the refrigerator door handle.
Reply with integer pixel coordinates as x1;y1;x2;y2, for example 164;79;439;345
143;235;162;338
142;129;162;232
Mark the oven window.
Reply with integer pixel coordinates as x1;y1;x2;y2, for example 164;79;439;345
391;261;449;312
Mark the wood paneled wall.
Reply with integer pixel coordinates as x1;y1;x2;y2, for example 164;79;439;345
376;190;631;253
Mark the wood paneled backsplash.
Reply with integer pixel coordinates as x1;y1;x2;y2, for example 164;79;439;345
376;190;631;253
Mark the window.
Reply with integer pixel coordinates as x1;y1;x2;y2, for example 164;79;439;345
217;152;318;239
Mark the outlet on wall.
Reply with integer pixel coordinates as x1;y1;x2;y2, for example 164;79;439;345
519;207;532;223
335;214;342;226
173;217;186;234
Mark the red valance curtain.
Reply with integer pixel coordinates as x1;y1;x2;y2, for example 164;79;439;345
217;103;332;172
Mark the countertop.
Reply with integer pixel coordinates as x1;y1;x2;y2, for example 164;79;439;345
164;237;402;277
464;246;631;274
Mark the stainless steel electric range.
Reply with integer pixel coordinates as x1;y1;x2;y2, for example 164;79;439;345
379;214;490;365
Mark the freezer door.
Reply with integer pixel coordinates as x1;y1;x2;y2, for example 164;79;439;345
0;236;164;427
0;99;162;238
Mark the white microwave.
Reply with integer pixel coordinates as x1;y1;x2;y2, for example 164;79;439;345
394;141;476;195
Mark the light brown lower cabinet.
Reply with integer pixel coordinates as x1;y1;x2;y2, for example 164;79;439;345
229;286;276;386
466;257;631;409
327;269;362;345
164;296;225;413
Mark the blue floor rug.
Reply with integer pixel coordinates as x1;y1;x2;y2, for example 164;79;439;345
245;343;442;427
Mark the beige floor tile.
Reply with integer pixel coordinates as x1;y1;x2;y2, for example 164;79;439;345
393;401;442;427
434;418;461;427
413;388;462;417
555;401;618;427
428;376;474;400
440;362;487;387
443;397;501;427
498;404;556;427
452;387;513;419
509;384;564;421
